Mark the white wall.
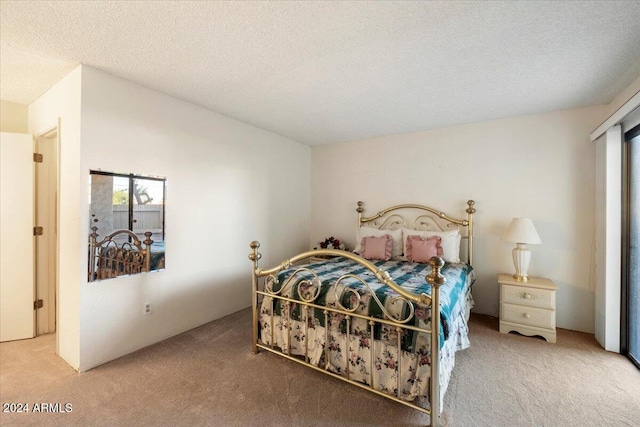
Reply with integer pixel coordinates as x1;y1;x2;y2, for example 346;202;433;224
1;100;28;133
28;67;83;369
77;66;310;371
28;65;311;371
312;106;606;333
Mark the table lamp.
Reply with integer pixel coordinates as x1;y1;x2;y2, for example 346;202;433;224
502;218;542;282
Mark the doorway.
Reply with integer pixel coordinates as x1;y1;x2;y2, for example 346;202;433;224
35;128;59;338
0;126;59;345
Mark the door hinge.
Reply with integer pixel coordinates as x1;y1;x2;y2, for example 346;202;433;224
34;299;44;310
33;153;43;163
33;226;43;236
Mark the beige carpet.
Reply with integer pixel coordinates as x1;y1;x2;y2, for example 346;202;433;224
1;309;639;426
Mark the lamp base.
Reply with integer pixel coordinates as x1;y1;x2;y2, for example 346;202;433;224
512;243;532;282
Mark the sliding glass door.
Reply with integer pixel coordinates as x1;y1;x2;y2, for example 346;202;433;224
623;124;640;368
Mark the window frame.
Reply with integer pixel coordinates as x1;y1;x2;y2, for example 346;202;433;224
89;170;166;240
621;123;640;369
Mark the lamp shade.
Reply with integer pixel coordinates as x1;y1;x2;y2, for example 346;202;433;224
502;218;542;244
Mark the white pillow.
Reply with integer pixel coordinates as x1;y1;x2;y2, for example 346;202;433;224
402;228;461;263
426;230;461;263
354;227;403;259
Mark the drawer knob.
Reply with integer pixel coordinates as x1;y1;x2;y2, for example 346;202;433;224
524;313;531;319
524;293;531;299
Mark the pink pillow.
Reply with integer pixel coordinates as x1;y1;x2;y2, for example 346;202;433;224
360;235;392;261
406;235;443;263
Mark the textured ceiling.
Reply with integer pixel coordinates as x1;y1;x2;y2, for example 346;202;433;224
2;1;640;146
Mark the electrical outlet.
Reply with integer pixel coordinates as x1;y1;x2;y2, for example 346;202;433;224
144;303;152;315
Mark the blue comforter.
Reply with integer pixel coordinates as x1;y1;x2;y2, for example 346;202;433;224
269;257;473;350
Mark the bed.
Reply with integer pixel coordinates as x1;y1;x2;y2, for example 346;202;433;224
249;200;476;426
88;227;165;281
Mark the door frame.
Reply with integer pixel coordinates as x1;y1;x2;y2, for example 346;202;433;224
34;125;60;345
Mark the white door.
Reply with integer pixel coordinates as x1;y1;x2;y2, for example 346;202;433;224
0;132;35;342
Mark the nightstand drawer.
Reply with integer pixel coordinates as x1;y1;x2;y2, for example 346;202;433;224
501;303;555;329
501;284;555;310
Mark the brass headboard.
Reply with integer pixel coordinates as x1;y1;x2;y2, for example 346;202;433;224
356;200;476;265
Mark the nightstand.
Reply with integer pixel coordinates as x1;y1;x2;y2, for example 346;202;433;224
498;273;558;343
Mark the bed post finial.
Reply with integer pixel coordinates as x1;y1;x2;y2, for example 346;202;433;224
143;232;154;272
249;241;262;262
357;201;364;228
466;200;475;266
249;241;262;354
466;199;475;213
426;256;445;287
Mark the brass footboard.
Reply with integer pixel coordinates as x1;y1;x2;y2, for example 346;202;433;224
249;243;445;427
88;227;154;282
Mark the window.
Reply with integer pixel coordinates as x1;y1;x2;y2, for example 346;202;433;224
89;171;166;280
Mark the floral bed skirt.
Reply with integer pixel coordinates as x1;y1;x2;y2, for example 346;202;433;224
259;281;474;411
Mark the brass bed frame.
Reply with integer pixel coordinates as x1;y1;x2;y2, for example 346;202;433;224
249;200;475;427
88;227;154;282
